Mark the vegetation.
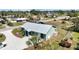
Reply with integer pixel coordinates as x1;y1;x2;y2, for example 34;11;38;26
1;9;79;50
13;22;24;26
12;28;25;38
72;32;79;41
0;23;5;29
0;33;6;42
7;22;24;26
59;39;72;48
26;36;41;49
7;22;14;26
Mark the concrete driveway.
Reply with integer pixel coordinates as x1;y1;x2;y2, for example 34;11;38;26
0;29;28;50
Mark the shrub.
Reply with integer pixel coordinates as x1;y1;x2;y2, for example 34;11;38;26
0;33;6;42
59;39;71;48
7;22;14;26
26;41;31;46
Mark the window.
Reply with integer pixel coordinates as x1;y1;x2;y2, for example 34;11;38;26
26;31;29;36
40;33;46;39
29;31;38;36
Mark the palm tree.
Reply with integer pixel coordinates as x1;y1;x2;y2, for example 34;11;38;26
26;36;40;49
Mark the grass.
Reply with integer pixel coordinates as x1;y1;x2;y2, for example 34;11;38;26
72;32;79;42
39;20;76;50
13;22;24;26
12;28;25;38
7;22;24;26
37;28;67;50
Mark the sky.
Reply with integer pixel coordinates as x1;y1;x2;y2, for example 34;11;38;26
0;0;79;10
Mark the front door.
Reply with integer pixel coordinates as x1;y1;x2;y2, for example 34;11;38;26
26;31;29;36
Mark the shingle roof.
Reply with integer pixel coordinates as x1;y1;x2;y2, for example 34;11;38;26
22;22;54;34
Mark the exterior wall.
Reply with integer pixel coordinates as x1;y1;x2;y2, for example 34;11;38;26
46;27;55;40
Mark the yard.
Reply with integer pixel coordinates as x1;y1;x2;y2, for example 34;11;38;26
72;32;79;42
25;20;77;50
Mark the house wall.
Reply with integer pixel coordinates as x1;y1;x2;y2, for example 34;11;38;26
46;27;55;40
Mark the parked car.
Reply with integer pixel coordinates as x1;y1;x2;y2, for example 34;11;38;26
0;43;7;49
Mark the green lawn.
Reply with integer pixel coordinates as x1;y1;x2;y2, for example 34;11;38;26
7;22;24;26
13;22;24;26
72;32;79;41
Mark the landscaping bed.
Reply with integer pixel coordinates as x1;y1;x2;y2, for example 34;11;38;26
12;28;25;38
0;33;6;42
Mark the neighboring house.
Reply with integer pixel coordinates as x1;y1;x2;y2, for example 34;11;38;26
3;15;15;18
55;16;70;20
15;18;27;22
21;22;57;40
7;18;27;23
0;18;5;24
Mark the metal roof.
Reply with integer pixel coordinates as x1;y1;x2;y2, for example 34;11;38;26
16;18;27;21
22;22;54;34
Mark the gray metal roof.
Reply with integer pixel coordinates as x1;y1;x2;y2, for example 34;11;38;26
22;22;54;34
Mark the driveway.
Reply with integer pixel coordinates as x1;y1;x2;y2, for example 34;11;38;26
0;29;28;50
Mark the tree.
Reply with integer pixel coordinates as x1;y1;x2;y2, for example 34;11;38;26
70;17;79;32
26;36;40;49
67;10;78;17
74;43;79;50
30;9;40;15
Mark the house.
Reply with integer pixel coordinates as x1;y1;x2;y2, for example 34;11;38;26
7;18;27;23
3;15;15;18
15;18;27;22
21;22;57;40
56;16;70;20
0;18;5;24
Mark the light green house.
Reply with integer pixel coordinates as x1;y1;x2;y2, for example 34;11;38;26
21;22;57;40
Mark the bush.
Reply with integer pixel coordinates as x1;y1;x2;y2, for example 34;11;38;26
26;41;31;46
74;43;79;50
59;39;71;48
7;22;14;26
0;33;6;42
